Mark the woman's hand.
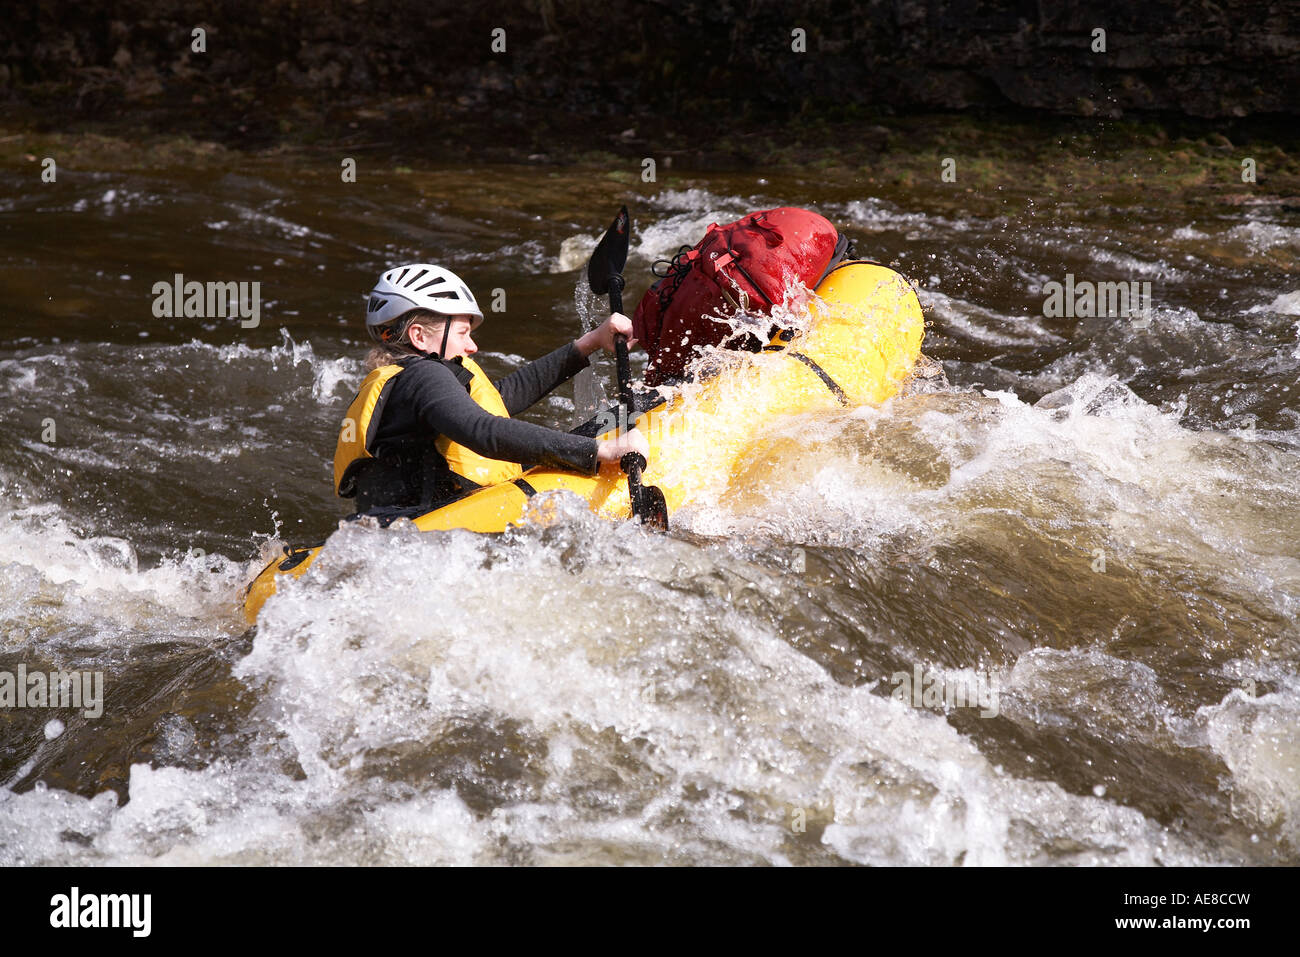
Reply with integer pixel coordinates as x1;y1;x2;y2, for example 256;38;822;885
596;427;650;464
576;312;637;357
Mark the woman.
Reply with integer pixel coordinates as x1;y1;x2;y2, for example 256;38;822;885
334;263;648;513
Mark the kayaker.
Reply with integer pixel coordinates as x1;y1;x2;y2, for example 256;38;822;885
334;263;649;513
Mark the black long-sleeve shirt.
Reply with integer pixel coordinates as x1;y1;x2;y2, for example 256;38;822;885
365;342;598;506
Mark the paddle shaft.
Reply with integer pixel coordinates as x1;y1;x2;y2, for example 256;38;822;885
602;273;649;506
608;276;635;407
585;205;666;528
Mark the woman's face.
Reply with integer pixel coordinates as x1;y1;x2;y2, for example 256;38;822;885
409;316;477;359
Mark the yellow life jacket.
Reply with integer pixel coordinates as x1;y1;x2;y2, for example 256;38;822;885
333;356;523;498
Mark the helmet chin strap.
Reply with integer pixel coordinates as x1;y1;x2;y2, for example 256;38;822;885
401;317;454;360
438;319;452;360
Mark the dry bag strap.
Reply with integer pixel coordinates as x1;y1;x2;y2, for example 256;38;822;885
651;245;700;311
789;351;850;406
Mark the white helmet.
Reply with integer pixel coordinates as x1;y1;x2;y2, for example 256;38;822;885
365;263;484;343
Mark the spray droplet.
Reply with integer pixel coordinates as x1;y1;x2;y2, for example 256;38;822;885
1092;784;1106;797
44;719;65;740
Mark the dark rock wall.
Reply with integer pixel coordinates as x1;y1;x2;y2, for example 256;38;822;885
3;0;1297;125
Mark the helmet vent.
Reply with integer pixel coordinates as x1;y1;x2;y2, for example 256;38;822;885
405;268;429;287
413;276;447;292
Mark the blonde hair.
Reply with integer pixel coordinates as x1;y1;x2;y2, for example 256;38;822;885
364;310;448;370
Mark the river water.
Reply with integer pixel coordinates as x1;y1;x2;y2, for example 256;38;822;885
0;157;1297;865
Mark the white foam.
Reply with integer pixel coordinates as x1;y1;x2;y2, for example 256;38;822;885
0;499;249;638
1251;290;1300;316
1200;676;1300;843
1226;220;1300;253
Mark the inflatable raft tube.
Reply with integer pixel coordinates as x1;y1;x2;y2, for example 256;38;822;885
241;261;925;623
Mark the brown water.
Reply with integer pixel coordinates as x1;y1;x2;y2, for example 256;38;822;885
0;156;1297;865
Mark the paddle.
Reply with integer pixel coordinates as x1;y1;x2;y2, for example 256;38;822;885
587;205;669;530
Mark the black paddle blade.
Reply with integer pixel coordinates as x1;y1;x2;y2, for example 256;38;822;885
587;205;630;296
641;484;669;531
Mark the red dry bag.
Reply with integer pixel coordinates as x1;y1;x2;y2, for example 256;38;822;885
632;207;844;384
